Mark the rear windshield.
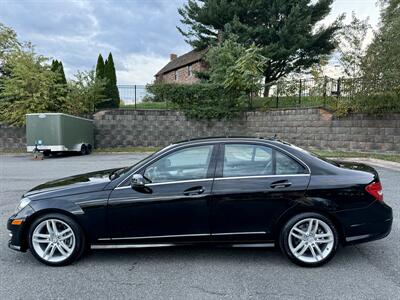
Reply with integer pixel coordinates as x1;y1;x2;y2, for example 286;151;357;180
286;144;340;167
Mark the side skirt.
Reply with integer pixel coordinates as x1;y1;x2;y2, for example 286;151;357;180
91;242;275;250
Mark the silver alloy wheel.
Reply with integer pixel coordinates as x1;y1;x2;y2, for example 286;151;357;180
31;219;76;263
288;218;334;263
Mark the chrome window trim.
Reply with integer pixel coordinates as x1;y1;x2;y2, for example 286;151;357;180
214;174;310;181
146;178;213;187
115;178;213;190
115;139;312;189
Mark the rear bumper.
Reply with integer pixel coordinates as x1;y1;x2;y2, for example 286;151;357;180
27;145;68;152
335;200;393;245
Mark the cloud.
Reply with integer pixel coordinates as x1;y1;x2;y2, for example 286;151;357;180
0;0;190;84
0;0;380;84
117;53;168;85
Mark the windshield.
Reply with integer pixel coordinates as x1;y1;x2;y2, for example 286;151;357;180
109;146;173;180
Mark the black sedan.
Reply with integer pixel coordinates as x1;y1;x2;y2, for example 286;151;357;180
7;137;393;267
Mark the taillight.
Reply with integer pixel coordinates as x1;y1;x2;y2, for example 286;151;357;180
365;181;383;201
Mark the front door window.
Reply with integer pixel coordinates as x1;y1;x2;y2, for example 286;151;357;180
144;145;214;183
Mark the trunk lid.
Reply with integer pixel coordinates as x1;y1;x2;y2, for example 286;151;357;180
332;160;379;180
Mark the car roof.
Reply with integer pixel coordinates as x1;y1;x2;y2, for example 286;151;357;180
174;136;290;146
170;136;293;148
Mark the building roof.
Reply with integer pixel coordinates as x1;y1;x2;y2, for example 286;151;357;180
155;48;208;76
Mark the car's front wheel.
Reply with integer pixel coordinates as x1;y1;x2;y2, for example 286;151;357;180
28;213;85;266
280;212;339;267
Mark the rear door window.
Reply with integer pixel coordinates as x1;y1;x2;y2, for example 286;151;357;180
223;144;306;177
223;144;273;177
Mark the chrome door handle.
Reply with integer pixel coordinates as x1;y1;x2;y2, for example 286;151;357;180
270;181;292;189
183;187;205;196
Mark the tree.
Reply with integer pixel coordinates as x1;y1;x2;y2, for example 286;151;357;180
203;37;246;83
0;23;20;63
178;0;342;96
0;23;22;92
65;70;107;115
223;44;266;108
103;52;120;108
0;47;67;125
51;59;67;84
95;54;105;80
362;0;400;93
337;13;371;78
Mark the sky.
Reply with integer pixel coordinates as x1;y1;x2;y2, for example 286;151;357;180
0;0;382;85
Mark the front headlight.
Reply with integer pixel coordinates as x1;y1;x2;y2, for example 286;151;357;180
15;198;31;213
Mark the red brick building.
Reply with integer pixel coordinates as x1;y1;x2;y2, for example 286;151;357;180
155;49;208;84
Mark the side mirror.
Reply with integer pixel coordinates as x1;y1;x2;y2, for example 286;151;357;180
131;174;146;189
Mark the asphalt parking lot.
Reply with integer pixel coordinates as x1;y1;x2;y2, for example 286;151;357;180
0;153;399;299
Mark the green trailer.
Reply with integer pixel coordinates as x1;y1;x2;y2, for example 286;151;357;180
26;113;94;156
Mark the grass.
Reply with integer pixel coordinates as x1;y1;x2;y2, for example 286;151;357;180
120;97;335;111
0;148;26;153
311;149;400;163
251;96;336;110
94;146;161;153
120;102;170;110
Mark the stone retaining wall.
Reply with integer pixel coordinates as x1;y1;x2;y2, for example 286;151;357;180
1;108;400;153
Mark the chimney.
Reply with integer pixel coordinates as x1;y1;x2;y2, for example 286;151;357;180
170;53;177;61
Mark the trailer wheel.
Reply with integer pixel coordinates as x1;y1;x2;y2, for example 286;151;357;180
80;144;87;155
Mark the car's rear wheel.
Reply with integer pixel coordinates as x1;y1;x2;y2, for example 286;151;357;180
28;213;85;266
280;212;339;267
80;144;87;155
86;144;92;154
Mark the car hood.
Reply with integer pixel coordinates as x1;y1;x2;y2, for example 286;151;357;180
24;168;119;199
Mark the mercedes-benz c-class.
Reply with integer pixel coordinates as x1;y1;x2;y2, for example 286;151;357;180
7;137;392;267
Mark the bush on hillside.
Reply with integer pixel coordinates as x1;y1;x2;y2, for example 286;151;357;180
145;83;246;119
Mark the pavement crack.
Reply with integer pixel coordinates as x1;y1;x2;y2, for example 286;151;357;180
128;262;138;271
191;285;228;297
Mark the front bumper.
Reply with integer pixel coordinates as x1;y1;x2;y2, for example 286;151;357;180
335;200;393;245
7;205;35;252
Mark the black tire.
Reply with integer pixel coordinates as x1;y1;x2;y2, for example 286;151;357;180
28;213;85;266
80;144;87;155
279;212;339;267
86;144;92;155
